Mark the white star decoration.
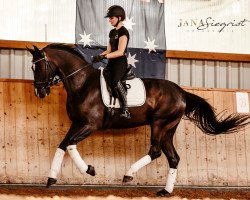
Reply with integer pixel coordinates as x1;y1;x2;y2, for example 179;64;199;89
123;17;136;31
79;31;93;47
144;37;158;53
127;53;139;68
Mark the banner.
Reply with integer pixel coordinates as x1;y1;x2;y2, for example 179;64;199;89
75;0;166;79
165;0;250;54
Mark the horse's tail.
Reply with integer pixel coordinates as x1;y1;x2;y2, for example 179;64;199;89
184;91;250;135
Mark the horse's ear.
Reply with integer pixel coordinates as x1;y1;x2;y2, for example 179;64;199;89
26;46;35;55
33;45;40;53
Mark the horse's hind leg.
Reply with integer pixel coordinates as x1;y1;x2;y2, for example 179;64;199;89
47;123;96;187
156;125;180;196
123;121;163;182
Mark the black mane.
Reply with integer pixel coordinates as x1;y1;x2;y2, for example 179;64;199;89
45;43;86;61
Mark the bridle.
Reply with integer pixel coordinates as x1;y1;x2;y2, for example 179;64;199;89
32;51;91;90
32;55;57;90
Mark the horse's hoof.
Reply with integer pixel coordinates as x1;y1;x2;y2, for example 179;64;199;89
86;165;96;176
46;178;57;188
156;189;171;197
123;175;133;183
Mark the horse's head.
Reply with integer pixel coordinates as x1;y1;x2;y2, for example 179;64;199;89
27;45;57;98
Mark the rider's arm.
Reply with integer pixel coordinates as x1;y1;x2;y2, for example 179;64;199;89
105;35;127;59
101;42;111;56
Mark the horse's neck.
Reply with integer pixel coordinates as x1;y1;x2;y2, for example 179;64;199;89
61;61;93;96
48;49;93;95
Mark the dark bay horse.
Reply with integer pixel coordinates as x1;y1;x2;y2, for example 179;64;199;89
27;44;250;196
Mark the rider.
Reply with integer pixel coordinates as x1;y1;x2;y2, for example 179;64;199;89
93;5;131;119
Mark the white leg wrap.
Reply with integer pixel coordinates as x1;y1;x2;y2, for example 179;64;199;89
67;145;88;174
126;155;152;176
165;168;177;193
48;148;65;179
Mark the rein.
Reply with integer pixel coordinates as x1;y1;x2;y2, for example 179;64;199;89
32;52;91;89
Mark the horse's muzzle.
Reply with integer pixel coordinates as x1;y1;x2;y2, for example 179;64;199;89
34;87;50;98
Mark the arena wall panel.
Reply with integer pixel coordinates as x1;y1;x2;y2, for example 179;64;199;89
0;47;250;89
0;80;249;187
166;59;250;90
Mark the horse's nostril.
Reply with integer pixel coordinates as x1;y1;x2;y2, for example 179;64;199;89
39;93;46;99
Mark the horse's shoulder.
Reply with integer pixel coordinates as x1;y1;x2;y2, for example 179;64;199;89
84;69;101;86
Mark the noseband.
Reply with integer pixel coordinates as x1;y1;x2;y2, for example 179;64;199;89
32;51;91;90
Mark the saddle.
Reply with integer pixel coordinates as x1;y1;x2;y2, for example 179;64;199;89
103;65;136;97
99;67;146;109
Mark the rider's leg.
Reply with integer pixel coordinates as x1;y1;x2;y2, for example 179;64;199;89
108;60;130;119
115;81;131;119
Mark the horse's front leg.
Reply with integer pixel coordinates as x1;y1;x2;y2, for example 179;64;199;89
47;123;95;187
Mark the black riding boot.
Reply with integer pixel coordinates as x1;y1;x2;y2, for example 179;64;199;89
115;81;131;119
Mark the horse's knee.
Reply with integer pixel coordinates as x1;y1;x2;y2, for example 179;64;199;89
59;141;76;151
59;144;67;151
148;145;162;160
149;150;161;160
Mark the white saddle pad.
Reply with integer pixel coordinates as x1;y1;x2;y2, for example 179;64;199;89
100;67;146;108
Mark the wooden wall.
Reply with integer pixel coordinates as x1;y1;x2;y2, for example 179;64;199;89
0;80;249;187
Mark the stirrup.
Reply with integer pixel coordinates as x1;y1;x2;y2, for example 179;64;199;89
120;109;131;119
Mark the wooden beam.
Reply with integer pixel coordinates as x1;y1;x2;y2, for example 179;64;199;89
0;40;52;50
167;50;250;62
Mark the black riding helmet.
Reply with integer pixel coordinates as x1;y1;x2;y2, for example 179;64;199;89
105;5;126;21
